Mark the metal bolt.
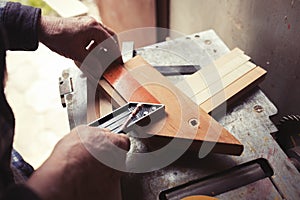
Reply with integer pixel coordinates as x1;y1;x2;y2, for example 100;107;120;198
151;106;157;111
254;105;264;113
66;94;73;101
62;70;69;79
189;118;199;127
204;40;212;45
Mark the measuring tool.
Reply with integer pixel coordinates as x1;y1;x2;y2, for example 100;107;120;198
89;102;165;133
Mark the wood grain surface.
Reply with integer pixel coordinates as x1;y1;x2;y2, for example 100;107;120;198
102;56;244;155
200;66;266;113
103;64;160;104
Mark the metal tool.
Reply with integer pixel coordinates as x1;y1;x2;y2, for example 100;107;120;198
153;65;201;76
275;114;300;171
119;103;144;131
59;70;74;107
121;41;201;76
89;102;165;133
159;158;274;200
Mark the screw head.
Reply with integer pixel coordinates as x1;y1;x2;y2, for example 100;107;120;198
254;105;264;113
189;118;199;127
62;70;69;79
66;94;73;101
204;40;212;45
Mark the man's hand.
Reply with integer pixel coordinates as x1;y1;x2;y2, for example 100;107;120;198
38;16;122;64
27;125;130;200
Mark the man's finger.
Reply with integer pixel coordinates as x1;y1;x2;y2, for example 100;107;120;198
100;24;119;46
110;133;131;151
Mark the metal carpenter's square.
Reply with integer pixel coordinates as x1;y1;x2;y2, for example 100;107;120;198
89;102;165;133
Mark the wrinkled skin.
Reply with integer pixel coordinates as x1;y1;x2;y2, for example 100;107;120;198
27;126;130;200
38;16;122;63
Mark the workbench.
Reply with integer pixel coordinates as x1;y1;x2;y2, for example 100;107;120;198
61;30;300;199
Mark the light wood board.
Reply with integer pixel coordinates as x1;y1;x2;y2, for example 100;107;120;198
200;66;266;113
177;48;251;102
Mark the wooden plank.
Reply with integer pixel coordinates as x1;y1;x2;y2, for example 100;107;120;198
103;64;160;104
200;67;267;113
98;85;114;117
191;61;256;104
122;56;243;155
178;48;250;98
99;79;127;107
87;80;100;123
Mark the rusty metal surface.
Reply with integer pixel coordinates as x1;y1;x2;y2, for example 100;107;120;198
64;30;300;199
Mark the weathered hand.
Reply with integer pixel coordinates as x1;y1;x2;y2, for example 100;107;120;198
38;16;122;64
27;125;130;200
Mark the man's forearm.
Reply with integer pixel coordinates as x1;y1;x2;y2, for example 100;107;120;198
0;184;41;200
0;1;41;50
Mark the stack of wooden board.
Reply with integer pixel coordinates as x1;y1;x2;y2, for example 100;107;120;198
175;48;266;113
